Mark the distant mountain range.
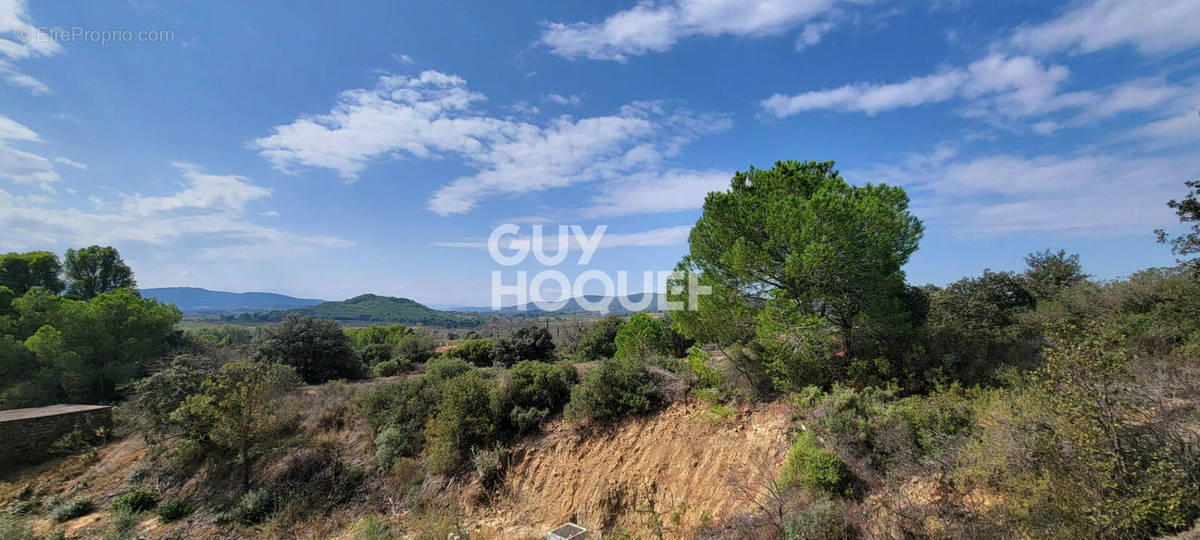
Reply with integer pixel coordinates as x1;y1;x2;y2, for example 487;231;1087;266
139;287;325;314
500;293;667;316
143;287;665;327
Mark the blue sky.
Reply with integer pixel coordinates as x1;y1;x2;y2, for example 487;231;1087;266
1;0;1198;305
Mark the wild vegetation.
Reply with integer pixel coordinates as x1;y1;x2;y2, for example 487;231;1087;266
1;163;1198;538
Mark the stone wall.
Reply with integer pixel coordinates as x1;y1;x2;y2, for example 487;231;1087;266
0;405;113;468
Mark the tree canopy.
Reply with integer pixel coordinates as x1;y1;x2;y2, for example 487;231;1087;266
64;245;136;301
0;251;65;296
670;160;923;358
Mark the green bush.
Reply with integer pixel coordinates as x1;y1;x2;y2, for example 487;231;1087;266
111;486;156;513
782;496;851;539
156;498;195;522
360;378;437;466
424;373;498;474
577;315;623;360
372;358;411;377
615;313;668;361
424;356;472;383
779;431;851;496
509;360;577;411
444;339;497;367
565;356;659;422
49;497;94;522
509;406;549;434
394;331;437;363
226;488;274;525
494;326;556;366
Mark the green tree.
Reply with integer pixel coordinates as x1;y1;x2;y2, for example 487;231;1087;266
576;314;623;360
444;338;497;367
494;325;555;366
0;251;65;296
670;160;923;363
614;313;668;361
1023;249;1087;301
1156;179;1200;271
254;315;363;383
63;246;135;300
172;360;301;490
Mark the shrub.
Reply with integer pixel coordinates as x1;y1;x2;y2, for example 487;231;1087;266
254;315;363;383
109;506;138;539
444;339;497;367
49;497;94;522
509;360;577;410
424;373;497;474
360;378;438;465
111;486;156;513
424;356;472;383
782;496;851;539
471;444;508;491
128;354;217;439
373;358;411;377
779;431;851;496
156;498;195;522
565;356;659;422
509;406;549;434
577;315;623;361
394;331;437;363
226;488;274;525
615;313;668;361
48;428;93;456
359;342;394;367
354;513;393;539
0;512;34;540
495;326;556;366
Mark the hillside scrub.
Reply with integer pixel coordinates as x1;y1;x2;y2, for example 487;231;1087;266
565;356;660;422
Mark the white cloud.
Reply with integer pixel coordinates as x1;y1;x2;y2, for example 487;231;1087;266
122;162;271;216
0;113;56;184
1011;0;1200;56
253;70;730;216
763;54;1072;118
581;168;731;218
393;53;415;64
544;93;582;106
0;0;61;93
851;144;1197;236
434;224;692;250
0;163;351;258
795;21;834;50
1030;78;1190;134
53;156;86;170
540;0;842;61
1127;112;1200;148
0;113;38;141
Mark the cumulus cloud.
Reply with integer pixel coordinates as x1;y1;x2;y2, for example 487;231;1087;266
0;163;351;258
0;0;60;94
1011;0;1200;56
850;144;1198;237
544;93;582;106
539;0;843;61
763;54;1075;119
253;70;731;216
